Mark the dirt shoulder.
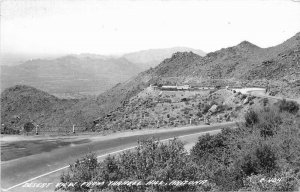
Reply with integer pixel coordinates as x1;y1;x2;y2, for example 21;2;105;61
1;122;235;144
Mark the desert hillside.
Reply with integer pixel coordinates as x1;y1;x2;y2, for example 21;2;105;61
0;85;103;132
95;32;300;112
1;32;299;133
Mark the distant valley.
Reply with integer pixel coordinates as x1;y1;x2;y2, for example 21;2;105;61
1;56;142;98
1;47;205;98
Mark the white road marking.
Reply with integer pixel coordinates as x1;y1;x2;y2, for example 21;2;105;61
1;129;222;191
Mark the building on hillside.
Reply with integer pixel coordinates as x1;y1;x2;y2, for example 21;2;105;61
197;87;215;90
160;85;191;91
161;85;178;90
149;84;159;90
177;85;190;90
152;84;220;91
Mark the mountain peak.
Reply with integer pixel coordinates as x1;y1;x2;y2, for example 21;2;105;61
170;51;201;60
237;41;260;50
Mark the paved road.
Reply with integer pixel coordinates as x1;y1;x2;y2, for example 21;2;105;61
249;91;300;104
1;122;236;192
233;88;300;104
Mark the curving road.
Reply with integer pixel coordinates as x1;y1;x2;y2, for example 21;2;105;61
232;88;300;104
2;88;298;192
1;122;236;192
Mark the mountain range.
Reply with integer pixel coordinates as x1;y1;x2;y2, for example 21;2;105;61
1;32;299;132
1;47;206;97
123;47;206;69
96;32;300;113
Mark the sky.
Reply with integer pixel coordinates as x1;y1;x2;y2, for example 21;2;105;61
1;0;300;58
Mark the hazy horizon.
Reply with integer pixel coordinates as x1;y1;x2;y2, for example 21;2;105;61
1;33;299;66
1;0;300;58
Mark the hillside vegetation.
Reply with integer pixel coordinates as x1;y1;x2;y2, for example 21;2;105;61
1;32;299;133
95;32;300;115
93;87;260;132
91;32;300;131
58;101;300;192
1;85;102;133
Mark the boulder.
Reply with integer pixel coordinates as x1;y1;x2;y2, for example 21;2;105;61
243;97;249;105
209;104;218;113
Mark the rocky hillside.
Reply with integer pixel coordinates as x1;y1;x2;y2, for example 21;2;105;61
151;34;299;82
93;32;300;129
0;85;103;132
93;86;278;133
147;32;300;98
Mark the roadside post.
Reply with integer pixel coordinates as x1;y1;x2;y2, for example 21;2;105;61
73;124;75;134
36;125;38;135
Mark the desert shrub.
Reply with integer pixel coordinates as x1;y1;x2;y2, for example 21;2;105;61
262;98;269;106
23;122;35;132
191;128;233;166
58;153;98;191
217;104;229;112
192;102;300;191
254;144;278;174
230;111;238;119
212;166;244;191
243;170;300;191
277;99;299;114
234;105;243;111
59;138;201;192
196;111;203;118
202;104;211;114
191;128;243;191
209;90;216;94
181;98;189;102
1;126;20;134
181;107;192;115
245;110;259;127
256;107;282;138
269;90;279;96
241;94;247;100
259;123;275;138
233;137;279;178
